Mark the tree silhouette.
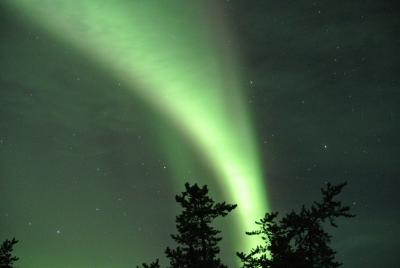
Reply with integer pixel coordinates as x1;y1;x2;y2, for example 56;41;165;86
237;182;354;268
137;259;161;268
0;238;19;268
165;182;237;268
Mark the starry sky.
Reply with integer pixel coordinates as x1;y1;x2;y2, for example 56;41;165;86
1;1;399;267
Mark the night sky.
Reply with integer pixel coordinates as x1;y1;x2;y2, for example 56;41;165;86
1;1;399;267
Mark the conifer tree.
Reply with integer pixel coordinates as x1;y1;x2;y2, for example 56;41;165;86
237;182;354;268
166;183;237;268
0;238;19;268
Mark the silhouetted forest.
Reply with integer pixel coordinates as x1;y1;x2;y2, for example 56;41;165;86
2;182;353;268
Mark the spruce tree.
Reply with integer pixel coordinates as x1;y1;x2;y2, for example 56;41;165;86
166;183;237;268
237;182;354;268
0;238;19;268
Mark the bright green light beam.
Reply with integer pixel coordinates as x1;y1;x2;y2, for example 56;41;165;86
6;0;269;252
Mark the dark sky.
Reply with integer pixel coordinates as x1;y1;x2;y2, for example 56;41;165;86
229;1;400;266
1;1;399;267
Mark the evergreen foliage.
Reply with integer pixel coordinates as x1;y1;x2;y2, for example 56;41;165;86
137;259;161;268
165;182;237;268
237;182;354;268
0;238;19;268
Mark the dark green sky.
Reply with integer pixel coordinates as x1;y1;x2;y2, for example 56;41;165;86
1;0;399;267
230;1;400;267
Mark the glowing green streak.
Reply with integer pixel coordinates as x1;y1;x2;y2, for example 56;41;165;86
6;0;269;252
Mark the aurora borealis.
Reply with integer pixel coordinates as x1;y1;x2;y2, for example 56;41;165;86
1;0;399;267
3;0;269;255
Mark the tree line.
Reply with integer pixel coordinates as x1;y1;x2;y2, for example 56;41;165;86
1;182;354;268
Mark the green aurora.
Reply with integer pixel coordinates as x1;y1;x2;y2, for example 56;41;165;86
4;0;269;264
